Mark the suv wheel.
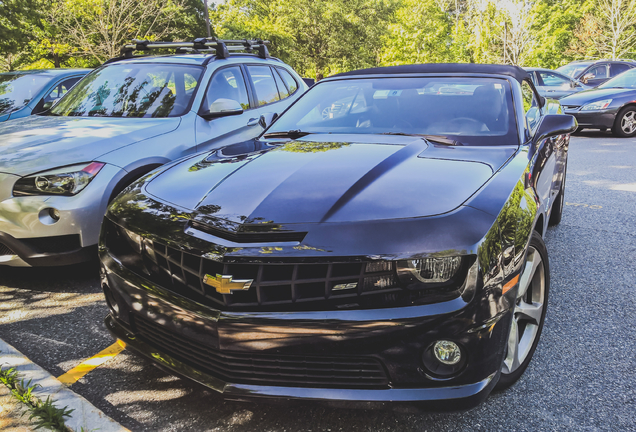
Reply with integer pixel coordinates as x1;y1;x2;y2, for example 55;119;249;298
495;231;549;390
613;106;636;137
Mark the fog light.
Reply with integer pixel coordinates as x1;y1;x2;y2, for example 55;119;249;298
49;208;60;221
422;340;466;379
433;340;461;365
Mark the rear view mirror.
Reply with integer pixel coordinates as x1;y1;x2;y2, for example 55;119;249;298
535;114;577;142
201;98;243;120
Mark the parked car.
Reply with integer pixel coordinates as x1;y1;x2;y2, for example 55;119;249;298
557;59;636;87
524;67;590;99
0;69;89;122
100;63;576;409
560;68;636;136
0;39;307;267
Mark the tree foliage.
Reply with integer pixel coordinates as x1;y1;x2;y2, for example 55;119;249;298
1;0;636;73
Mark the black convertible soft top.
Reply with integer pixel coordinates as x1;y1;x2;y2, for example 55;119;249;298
333;63;530;83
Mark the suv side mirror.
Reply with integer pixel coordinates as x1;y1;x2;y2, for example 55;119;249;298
535;114;577;142
201;98;244;120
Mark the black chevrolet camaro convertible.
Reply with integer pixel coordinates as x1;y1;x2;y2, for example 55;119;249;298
99;64;576;409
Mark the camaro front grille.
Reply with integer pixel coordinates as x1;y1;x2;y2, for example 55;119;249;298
103;219;462;312
133;315;389;388
0;243;15;256
146;240;398;311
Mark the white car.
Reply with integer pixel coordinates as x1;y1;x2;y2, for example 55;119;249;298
0;39;307;266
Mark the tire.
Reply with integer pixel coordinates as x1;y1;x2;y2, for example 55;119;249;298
549;165;566;226
612;106;636;137
495;231;550;391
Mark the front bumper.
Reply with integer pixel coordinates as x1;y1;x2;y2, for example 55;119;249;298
106;314;497;408
0;165;121;266
100;250;512;409
563;108;617;129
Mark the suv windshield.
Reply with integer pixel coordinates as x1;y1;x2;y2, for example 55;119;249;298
0;73;51;115
557;63;591;78
267;77;517;146
599;68;636;89
49;63;203;118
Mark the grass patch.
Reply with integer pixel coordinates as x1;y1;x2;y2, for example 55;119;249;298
0;362;74;431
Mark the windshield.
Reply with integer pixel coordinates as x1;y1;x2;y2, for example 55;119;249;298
49;64;203;118
0;74;51;115
599;68;636;89
557;63;591;78
268;77;517;146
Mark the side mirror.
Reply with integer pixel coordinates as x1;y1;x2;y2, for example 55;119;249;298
200;98;243;120
259;112;278;129
570;80;579;89
535;114;578;142
42;98;60;111
539;95;546;108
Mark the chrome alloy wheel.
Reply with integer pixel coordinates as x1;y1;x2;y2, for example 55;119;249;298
621;110;636;135
502;246;546;375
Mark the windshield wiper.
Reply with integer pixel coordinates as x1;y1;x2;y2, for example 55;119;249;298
263;129;313;139
381;132;462;146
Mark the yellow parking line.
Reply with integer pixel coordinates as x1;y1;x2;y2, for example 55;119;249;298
57;341;125;385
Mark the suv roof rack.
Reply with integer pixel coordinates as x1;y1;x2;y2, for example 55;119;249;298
112;38;270;62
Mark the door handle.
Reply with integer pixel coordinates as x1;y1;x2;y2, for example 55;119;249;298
247;118;260;126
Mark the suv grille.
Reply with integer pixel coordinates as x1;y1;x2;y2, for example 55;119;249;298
134;315;389;389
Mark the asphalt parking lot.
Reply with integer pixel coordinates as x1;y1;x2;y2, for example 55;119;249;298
1;131;635;432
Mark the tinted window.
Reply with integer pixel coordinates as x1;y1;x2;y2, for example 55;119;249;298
203;66;249;111
610;63;632;76
0;73;51;115
599;68;636;89
272;68;289;99
267;77;518;146
247;65;280;106
585;64;608;79
521;81;541;135
277;68;299;95
538;71;569;87
50;64;203;118
46;77;81;100
557;63;591;78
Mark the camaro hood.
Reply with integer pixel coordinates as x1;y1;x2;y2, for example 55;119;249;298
560;87;634;105
0;115;180;176
145;135;517;225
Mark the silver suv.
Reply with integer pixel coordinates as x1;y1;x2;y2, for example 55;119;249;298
0;39;307;266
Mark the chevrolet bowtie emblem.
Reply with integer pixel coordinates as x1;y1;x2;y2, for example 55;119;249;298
203;274;253;294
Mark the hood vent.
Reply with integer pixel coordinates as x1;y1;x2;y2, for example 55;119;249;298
189;220;307;243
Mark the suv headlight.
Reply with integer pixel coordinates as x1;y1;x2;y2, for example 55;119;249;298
13;162;105;196
581;99;612;111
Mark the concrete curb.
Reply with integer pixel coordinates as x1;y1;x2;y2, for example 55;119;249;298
0;338;128;432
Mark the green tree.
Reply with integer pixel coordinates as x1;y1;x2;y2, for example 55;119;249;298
212;0;398;80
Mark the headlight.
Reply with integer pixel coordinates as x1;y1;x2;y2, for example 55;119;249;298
581;99;612;111
397;257;463;284
13;162;105;196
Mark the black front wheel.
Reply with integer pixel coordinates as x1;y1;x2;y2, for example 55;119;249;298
613;106;636;137
495;231;550;390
